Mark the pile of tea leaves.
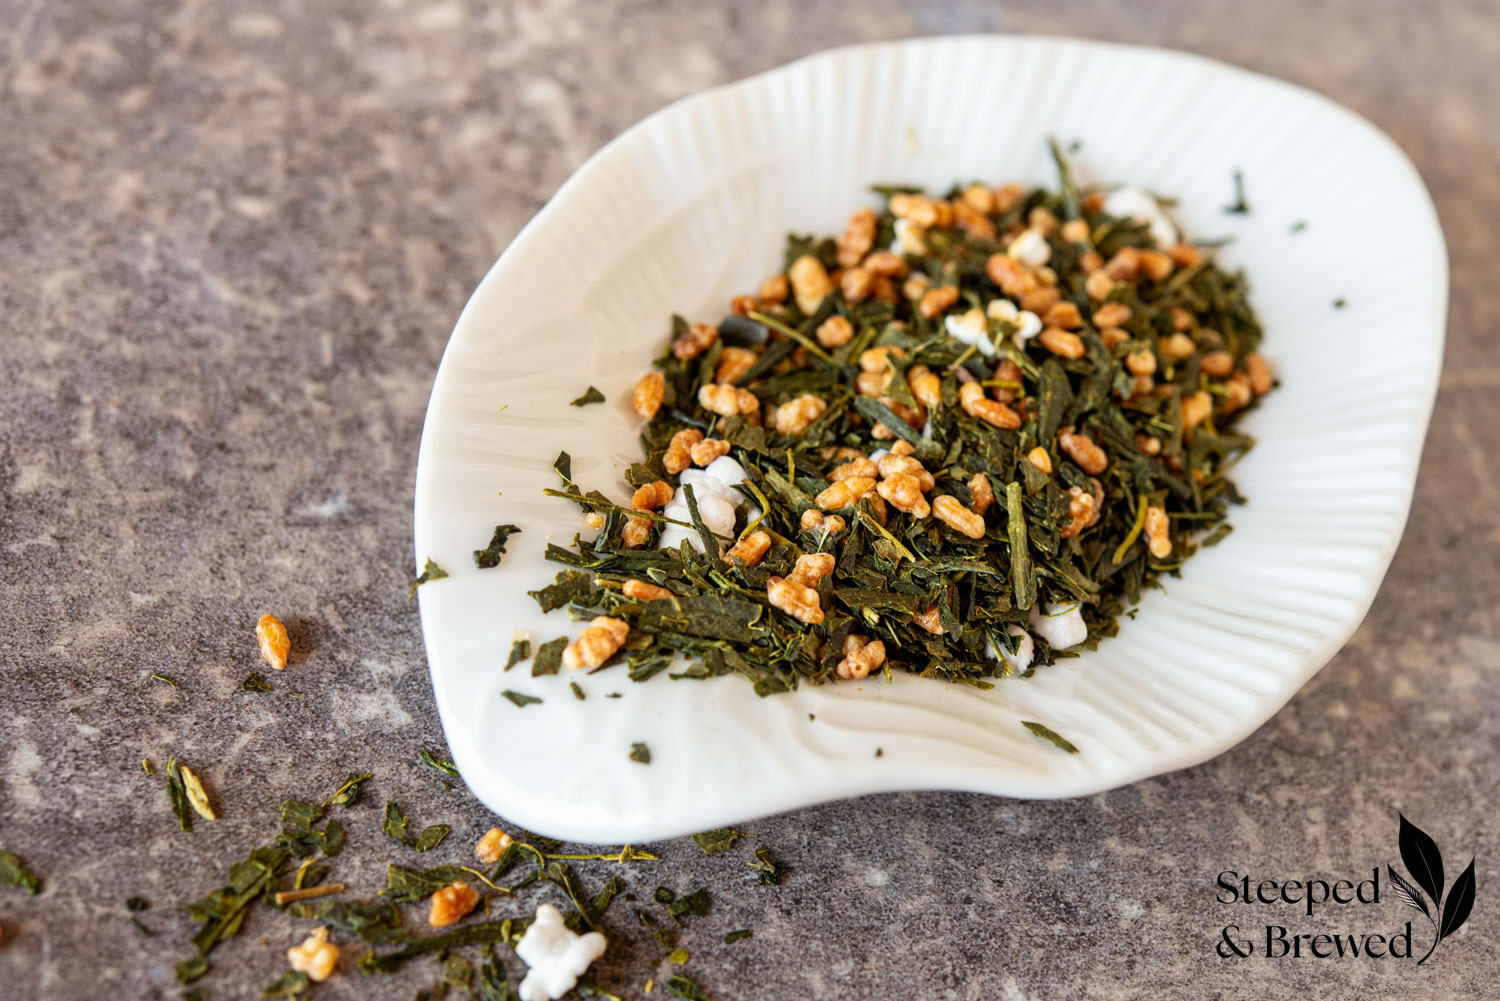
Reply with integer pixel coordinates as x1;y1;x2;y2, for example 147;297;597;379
157;763;776;999
531;144;1272;691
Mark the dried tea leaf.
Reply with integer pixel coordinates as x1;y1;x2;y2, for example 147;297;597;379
165;758;193;832
324;772;373;808
383;864;469;903
473;524;522;569
667;888;710;924
1022;720;1079;753
175;957;210;984
690;829;747;855
408;558;449;598
501;689;542;708
241;672;273;692
419;750;460;778
629;742;651;764
532;636;567;677
569;386;606;407
0;851;41;895
504;638;532;671
665;974;711;1000
261;970;311;998
357;922;511;975
747;847;783;886
382;802;450;853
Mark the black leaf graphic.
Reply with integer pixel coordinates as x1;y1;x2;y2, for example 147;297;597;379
1400;814;1445;906
1439;858;1476;942
1388;864;1431;917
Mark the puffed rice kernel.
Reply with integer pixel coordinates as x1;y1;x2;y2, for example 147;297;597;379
1058;428;1109;475
632;371;665;420
663;428;704;474
562;616;630;670
287;927;339;982
815;477;876;511
958;381;1021;429
428;882;480;928
771;394;827;435
475;828;513;865
725;530;772;566
816;314;854;348
788;255;833;315
1144;505;1172;558
715;346;759;385
836;637;886;680
767;576;823;625
672;322;718;361
836;207;878;268
689;438;731;467
623;579;673;601
257;614;291;671
631;481;674;511
876;473;930;518
932;495;986;539
698;383;760;419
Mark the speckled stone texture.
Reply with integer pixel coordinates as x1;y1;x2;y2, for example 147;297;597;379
2;1;1497;998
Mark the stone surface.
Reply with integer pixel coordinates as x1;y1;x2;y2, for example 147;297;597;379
2;1;1498;998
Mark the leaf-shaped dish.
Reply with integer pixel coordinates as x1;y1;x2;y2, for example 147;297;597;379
413;36;1445;842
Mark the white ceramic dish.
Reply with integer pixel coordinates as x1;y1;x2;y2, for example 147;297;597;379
413;36;1446;843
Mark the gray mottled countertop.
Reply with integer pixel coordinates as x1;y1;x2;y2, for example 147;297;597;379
3;1;1498;998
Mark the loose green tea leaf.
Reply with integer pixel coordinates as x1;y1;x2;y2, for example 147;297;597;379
277;799;329;858
474;524;522;569
747;847;783;886
532;636;567;677
382;802;450;852
165;758;193;832
383;864;470;903
297;897;408;944
1022;720;1080;753
241;672;273;692
724;928;753;944
408;558;449;598
182;845;288;957
175;957;210;984
570;681;586;700
151;673;177;687
419;750;460;778
127;896;149;912
570;386;606;407
261;970;311;998
690;829;747;855
667;888;710;924
442;955;474;989
0;851;41;895
665;974;711;1000
668;947;690;964
501;690;542;708
358;922;512;974
629;742;651;764
1223;169;1250;214
504;638;532;671
324;772;373;808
